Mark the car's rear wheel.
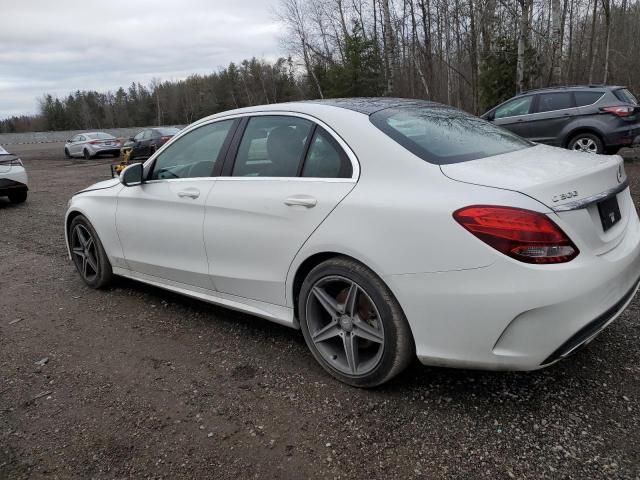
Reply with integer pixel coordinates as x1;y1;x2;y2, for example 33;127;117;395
568;133;603;154
64;148;71;159
83;149;92;160
298;257;414;387
69;215;112;289
8;191;27;204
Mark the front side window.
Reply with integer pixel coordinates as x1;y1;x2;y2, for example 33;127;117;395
371;107;533;165
301;129;352;178
232;116;312;177
149;120;234;180
134;132;144;141
536;92;574;113
494;96;533;119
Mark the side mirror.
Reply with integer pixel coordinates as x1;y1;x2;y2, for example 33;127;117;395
120;162;143;187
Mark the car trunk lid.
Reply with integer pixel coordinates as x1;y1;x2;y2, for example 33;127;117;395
441;144;632;255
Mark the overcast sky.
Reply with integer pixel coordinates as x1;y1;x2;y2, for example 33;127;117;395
0;0;282;119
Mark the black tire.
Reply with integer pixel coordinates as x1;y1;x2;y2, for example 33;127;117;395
567;133;604;154
8;191;27;204
83;149;92;160
69;215;113;289
298;257;415;387
64;148;71;159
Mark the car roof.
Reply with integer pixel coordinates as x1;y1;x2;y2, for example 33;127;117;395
519;85;625;96
194;97;450;127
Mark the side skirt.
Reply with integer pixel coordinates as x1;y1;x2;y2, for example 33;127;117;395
112;267;297;328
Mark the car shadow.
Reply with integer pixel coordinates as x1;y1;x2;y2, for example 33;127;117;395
107;275;628;409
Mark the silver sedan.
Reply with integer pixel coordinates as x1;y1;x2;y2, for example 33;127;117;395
64;132;121;159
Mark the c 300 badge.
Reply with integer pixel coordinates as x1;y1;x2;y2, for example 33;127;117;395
552;191;578;203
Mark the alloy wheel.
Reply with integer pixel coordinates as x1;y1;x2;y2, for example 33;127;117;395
572;137;598;154
305;275;385;376
71;224;99;281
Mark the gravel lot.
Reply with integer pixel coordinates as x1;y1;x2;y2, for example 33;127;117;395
1;143;640;479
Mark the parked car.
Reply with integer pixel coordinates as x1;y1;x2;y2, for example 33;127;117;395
65;98;640;387
64;132;120;159
124;127;181;160
482;85;640;154
0;145;28;203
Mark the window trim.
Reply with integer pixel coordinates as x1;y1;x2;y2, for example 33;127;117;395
141;111;360;183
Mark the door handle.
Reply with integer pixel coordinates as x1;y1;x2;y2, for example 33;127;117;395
285;195;317;208
178;188;200;199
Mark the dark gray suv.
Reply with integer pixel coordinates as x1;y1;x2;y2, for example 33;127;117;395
482;86;640;154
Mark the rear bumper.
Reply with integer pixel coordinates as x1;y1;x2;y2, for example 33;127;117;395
0;178;28;196
604;126;640;147
385;205;640;371
87;145;120;156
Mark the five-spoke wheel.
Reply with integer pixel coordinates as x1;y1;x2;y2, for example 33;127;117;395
299;257;414;387
69;215;112;288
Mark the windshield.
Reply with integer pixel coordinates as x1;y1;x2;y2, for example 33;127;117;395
614;88;638;105
87;132;115;140
370;107;533;165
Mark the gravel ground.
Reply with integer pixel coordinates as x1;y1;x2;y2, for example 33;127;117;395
1;144;640;479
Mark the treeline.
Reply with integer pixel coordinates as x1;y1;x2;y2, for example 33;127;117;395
278;0;640;113
0;57;302;133
2;0;639;133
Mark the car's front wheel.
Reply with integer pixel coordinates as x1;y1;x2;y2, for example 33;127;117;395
69;215;112;288
298;257;414;387
568;133;603;154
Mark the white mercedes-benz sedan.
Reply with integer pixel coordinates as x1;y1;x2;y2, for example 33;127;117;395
65;98;640;387
0;145;28;203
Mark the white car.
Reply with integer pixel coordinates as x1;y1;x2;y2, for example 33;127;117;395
64;99;640;387
64;132;120;159
0;145;28;203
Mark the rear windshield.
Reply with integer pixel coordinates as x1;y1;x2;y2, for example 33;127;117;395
370;107;533;165
614;88;638;105
87;132;115;140
155;128;180;136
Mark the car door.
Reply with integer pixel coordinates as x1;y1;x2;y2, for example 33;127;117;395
71;135;85;156
525;92;578;145
131;131;146;158
489;95;535;138
68;135;80;156
116;119;237;289
203;114;357;306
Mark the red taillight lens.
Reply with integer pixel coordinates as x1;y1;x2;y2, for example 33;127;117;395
88;140;99;144
453;206;579;264
600;106;635;117
160;136;171;142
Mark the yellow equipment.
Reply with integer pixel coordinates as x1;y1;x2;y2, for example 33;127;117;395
110;146;133;177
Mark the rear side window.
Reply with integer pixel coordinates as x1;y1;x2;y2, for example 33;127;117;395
536;92;575;113
614;88;638;105
301;128;352;178
574;91;604;107
232;116;312;177
150;120;234;180
494;96;533;119
370;107;532;165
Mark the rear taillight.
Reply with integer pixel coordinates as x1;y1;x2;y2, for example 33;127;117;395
88;140;100;144
453;206;579;264
160;136;171;142
600;106;636;117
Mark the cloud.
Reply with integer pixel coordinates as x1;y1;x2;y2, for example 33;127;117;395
0;0;282;119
